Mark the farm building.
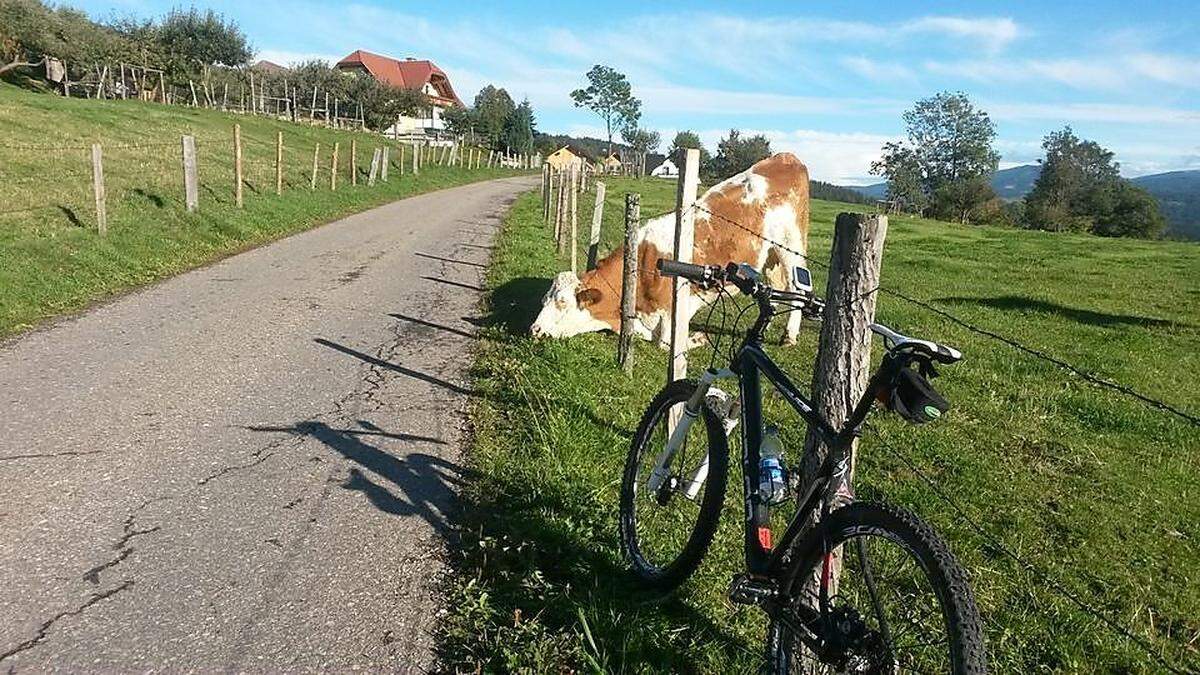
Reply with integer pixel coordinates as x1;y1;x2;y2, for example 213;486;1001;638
650;157;678;178
546;146;586;171
335;50;464;140
602;154;623;173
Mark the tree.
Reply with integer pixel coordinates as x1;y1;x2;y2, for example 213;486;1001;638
1;0;118;78
870;91;999;222
667;130;711;171
156;8;251;76
442;105;475;138
708;129;771;180
1018;127;1163;238
474;85;515;149
1025;126;1121;232
622;127;660;176
1093;181;1165;238
873;142;927;213
570;64;641;157
502;98;536;154
933;174;994;224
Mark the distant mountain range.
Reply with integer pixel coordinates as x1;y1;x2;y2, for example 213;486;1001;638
845;166;1200;240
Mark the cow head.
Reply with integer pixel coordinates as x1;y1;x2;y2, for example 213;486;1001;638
530;272;612;338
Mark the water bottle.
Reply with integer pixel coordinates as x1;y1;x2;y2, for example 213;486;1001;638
758;425;788;504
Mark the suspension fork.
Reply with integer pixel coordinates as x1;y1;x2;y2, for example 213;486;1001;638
645;368;737;494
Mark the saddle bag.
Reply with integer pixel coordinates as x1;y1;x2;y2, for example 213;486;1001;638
887;361;949;424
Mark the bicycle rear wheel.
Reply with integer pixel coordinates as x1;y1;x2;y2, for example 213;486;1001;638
619;379;729;593
768;501;987;674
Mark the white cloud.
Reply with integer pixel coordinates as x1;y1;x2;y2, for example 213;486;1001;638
926;52;1200;91
687;128;896;185
986;101;1200;126
901;17;1020;54
841;56;917;84
1127;53;1200;88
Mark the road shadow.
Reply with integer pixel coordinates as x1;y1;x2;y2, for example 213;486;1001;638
388;313;477;340
246;420;461;532
421;275;485;293
414;251;487;269
314;338;475;396
937;295;1186;329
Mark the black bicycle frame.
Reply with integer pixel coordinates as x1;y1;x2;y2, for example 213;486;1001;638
732;341;900;576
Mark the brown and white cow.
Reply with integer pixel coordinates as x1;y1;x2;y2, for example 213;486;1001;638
531;152;810;347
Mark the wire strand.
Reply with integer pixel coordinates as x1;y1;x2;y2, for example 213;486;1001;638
862;422;1188;674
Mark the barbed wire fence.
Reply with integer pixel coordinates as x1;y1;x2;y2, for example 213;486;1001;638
0;127;538;234
547;165;1199;670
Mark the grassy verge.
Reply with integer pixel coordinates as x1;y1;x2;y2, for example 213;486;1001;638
0;83;522;338
441;176;1199;672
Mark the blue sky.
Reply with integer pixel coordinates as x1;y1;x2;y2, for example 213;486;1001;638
76;0;1200;184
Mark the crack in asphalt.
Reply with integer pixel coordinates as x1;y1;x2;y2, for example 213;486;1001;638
0;581;134;663
196;433;306;486
83;498;166;585
0;450;103;462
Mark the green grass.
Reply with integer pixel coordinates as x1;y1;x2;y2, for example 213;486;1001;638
0;83;520;338
440;176;1200;672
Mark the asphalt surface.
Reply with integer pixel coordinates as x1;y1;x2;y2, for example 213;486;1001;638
0;175;537;672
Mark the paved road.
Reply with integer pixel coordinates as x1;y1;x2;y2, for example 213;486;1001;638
0;175;537;672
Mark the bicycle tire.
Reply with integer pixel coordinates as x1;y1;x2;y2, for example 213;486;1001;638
768;501;987;674
619;379;730;593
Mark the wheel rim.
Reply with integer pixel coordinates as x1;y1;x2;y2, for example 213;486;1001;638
775;533;954;673
627;400;714;575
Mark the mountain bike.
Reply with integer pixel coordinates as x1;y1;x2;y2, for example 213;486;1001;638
618;260;987;673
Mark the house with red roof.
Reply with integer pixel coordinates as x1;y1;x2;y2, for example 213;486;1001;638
335;49;463;139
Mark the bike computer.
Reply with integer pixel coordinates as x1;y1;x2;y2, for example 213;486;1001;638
792;266;813;293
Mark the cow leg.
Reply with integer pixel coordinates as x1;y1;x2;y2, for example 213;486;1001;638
772;245;805;345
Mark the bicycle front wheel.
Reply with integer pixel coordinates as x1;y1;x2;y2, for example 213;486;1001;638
619;379;729;593
768;501;987;674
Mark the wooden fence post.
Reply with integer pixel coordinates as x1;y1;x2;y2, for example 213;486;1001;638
570;166;579;274
368;147;380;185
351;139;358;186
413;144;420;175
541;164;550;223
399;144;405;175
311;142;320;190
668;148;701;385
233;124;243;208
799;212;889;609
181;135;198;212
91;143;107;235
555;170;567;251
275;131;283;195
618;193;640;372
587;181;606;270
381;146;389;182
330;142;339;190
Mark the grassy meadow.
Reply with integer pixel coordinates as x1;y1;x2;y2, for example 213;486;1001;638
439;176;1200;672
0;83;517;338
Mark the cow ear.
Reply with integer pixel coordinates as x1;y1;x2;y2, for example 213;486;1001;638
575;287;602;308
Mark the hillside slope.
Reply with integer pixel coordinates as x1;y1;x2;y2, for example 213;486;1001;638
850;165;1200;239
1133;170;1200;240
0;84;514;337
442;178;1200;672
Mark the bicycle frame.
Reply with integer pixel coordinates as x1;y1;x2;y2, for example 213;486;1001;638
646;339;904;577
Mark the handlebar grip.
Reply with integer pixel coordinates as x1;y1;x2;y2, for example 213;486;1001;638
657;259;709;281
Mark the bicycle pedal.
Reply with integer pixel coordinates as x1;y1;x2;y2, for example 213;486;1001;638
728;574;776;606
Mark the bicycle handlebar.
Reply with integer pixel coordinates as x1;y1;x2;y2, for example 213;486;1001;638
657;257;962;364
